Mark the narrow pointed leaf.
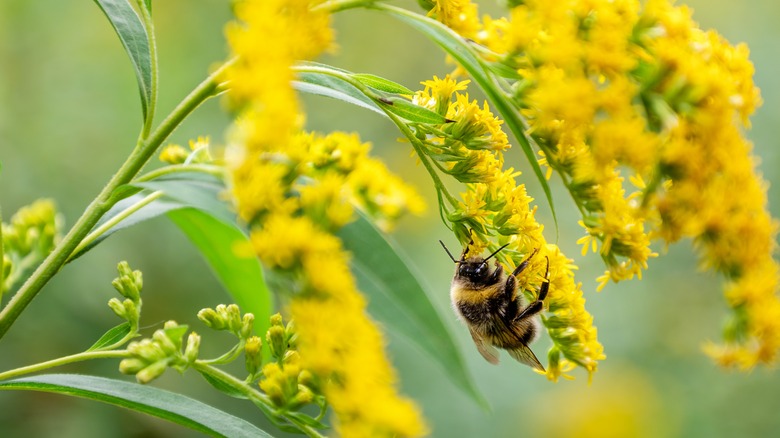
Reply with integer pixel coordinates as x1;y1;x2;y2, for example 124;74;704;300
0;374;272;437
93;0;152;120
69;193;182;261
352;73;413;94
88;322;133;351
198;371;249;400
294;72;385;116
378;97;449;124
338;214;486;406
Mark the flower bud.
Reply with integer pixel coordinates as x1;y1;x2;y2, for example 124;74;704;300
119;358;147;375
153;329;178;355
240;313;255;339
225;304;242;333
270;313;283;327
197;307;226;330
289;385;314;408
136;360;169;384
184;332;201;363
244;336;263;376
267;325;287;360
108;298;127;319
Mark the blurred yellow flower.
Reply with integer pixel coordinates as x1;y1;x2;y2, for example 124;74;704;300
224;0;427;435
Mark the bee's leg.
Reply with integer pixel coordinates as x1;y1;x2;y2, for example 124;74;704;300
511;248;540;277
502;274;520;321
513;257;550;322
488;263;504;285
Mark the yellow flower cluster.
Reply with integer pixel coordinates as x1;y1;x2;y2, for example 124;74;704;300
425;0;780;367
159;136;212;165
224;0;426;435
414;75;604;381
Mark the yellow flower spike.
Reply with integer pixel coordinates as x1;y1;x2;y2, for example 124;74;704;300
226;0;428;414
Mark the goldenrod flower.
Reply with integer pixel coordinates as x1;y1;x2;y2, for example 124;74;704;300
224;1;427;435
412;75;604;380
422;0;780;367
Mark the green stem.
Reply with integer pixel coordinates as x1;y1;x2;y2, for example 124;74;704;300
198;340;245;365
0;350;129;381
193;362;326;438
137;0;158;139
0;59;234;342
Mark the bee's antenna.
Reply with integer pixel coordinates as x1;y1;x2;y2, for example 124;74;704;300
483;243;510;263
439;240;459;263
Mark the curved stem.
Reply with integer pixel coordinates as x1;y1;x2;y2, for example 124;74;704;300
0;350;129;381
0;59;235;341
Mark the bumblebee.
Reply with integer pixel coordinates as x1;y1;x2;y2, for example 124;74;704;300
440;241;549;371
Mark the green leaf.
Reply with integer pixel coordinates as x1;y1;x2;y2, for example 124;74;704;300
167;208;272;338
352;73;413;94
133;172;234;224
198;370;249;400
377;4;559;234
0;374;271;437
68;193;183;260
294;72;386;116
378;97;450;124
88;322;133;351
93;0;152;120
338;214;486;407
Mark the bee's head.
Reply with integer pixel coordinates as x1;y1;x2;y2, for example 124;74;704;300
457;259;491;282
439;241;509;282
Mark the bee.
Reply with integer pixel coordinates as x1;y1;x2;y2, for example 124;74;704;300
440;241;549;371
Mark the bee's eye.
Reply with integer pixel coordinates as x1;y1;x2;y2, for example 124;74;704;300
460;262;489;280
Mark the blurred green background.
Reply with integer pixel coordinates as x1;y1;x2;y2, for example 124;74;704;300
1;1;779;437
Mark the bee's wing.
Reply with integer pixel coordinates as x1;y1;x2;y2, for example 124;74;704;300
507;344;545;372
468;327;500;365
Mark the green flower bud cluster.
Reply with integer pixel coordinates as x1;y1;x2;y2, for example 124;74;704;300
119;321;200;384
108;261;143;329
1;199;61;295
197;304;254;339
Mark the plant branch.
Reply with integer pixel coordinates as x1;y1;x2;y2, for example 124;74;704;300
0;59;235;342
0;350;129;382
